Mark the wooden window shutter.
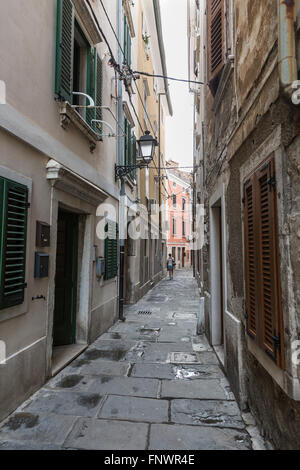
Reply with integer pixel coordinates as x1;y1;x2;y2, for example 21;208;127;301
124;118;128;165
123;15;131;67
87;49;103;132
104;221;118;281
257;159;284;368
132;133;137;180
123;15;128;64
95;52;103;126
55;0;75;103
207;0;225;82
244;176;258;340
127;124;132;168
86;46;96;127
127;28;132;67
243;156;284;369
0;177;29;310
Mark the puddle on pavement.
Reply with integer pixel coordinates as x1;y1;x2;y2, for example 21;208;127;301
109;333;122;339
77;394;102;409
5;413;39;431
81;349;127;362
56;374;84;388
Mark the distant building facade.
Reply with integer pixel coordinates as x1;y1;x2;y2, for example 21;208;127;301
166;161;193;269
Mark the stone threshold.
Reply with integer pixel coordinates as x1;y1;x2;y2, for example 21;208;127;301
51;344;88;377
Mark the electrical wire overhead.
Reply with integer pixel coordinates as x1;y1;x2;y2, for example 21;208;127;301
133;71;204;86
93;0;195;201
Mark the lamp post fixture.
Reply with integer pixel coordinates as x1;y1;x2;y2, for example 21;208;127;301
115;130;158;180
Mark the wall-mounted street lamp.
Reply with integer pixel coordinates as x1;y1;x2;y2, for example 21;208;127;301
115;130;158;180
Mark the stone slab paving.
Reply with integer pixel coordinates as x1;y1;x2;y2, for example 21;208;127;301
0;269;260;450
63;418;149;450
149;424;251;450
99;395;169;423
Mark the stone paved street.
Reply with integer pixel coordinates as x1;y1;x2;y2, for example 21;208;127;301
0;270;259;450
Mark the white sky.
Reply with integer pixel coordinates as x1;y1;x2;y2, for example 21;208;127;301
160;0;194;168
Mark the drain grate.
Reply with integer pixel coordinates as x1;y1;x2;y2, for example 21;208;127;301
138;310;152;315
167;352;200;364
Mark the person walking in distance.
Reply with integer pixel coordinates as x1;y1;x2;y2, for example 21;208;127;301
167;254;175;280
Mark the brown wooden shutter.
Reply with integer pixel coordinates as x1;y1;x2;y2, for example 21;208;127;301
244;176;258;340
257;158;284;368
243;156;284;369
207;0;225;82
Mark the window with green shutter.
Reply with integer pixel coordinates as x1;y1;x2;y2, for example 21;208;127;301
55;0;102;130
104;220;118;281
123;15;132;67
55;0;74;103
87;48;103;134
0;177;29;310
124;118;136;182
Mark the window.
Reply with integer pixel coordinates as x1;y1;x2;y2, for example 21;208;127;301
124;117;137;181
172;217;176;236
243;155;284;369
55;0;103;129
124;14;131;67
104;220;118;280
207;0;225;92
0;177;29;310
182;198;186;211
173;194;177;207
182;219;186;237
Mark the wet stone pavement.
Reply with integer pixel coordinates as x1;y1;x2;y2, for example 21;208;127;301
0;270;260;450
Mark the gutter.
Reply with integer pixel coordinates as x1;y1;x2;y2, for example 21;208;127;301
278;0;297;88
152;0;173;116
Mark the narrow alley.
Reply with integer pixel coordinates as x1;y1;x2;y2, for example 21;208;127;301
0;270;265;450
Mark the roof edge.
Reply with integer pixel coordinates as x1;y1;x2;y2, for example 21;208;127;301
152;0;173;116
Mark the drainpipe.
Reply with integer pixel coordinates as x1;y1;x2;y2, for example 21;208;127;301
118;0;126;321
278;0;297;89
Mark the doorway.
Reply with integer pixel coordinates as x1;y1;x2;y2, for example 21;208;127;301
53;209;79;347
182;247;185;268
210;201;225;359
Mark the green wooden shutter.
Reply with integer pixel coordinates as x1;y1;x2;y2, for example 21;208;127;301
127;26;132;67
0;178;29;310
132;133;137;180
127;123;132;168
104;221;118;280
123;16;131;67
124;118;128;165
86;46;95;127
95;52;103;133
55;0;74;102
123;15;128;65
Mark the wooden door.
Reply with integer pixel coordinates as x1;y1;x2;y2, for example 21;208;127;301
53;210;78;346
